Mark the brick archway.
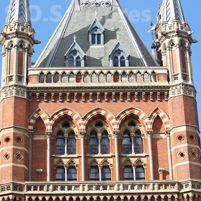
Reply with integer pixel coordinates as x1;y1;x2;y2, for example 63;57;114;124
28;108;51;131
149;107;170;130
82;108;117;132
117;108;151;131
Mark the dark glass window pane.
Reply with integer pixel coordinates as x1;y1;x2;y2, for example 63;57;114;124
151;72;156;82
101;131;110;154
76;56;81;67
113;57;118;67
90;166;99;181
68;167;77;181
69;57;74;67
120;56;126;67
39;73;44;83
128;121;136;128
89;130;98;154
136;166;145;180
97;34;101;45
134;131;143;154
92;34;96;45
122;72;127;82
54;73;59;83
124;166;133;181
95;121;103;128
102;167;111;181
47;73;52;83
123;130;132;154
129;72;134;82
56;167;65;181
67;132;76;154
62;122;70;129
56;131;65;155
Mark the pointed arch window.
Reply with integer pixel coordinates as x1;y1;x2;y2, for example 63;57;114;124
99;73;104;83
47;73;52;83
102;166;111;181
144;72;149;82
134;131;143;154
65;42;85;67
67;131;76;155
124;166;133;181
129;72;134;82
107;73;112;83
89;18;104;46
151;72;156;82
67;167;77;181
84;72;89;83
137;72;142;83
101;131;110;154
123;130;132;154
69;73;74;83
110;43;129;67
39;73;44;83
62;73;67;83
92;73;97;83
136;166;145;180
54;73;59;83
90;166;99;181
122;72;127;82
56;131;65;155
56;167;65;181
89;130;98;154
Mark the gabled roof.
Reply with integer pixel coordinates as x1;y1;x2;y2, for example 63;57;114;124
88;18;105;33
34;0;158;67
109;42;129;59
7;0;31;25
161;0;185;24
65;41;85;58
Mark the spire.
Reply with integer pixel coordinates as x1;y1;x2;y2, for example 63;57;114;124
161;0;185;24
7;0;31;26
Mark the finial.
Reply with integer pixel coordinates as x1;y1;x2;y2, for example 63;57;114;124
95;11;97;18
117;35;120;42
74;35;76;42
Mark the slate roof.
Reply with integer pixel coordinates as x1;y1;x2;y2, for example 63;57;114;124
34;0;158;67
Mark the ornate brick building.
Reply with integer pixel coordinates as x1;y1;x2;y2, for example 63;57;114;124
0;0;200;201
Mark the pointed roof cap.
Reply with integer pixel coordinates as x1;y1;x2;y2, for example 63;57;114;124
7;0;31;26
161;0;185;24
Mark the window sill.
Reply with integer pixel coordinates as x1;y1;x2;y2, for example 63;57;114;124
120;153;148;157
90;45;104;48
86;154;115;158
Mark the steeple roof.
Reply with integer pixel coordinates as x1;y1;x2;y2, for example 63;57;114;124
161;0;185;24
7;0;31;26
35;0;158;67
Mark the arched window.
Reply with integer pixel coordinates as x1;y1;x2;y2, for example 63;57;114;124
76;56;81;67
56;167;65;181
129;72;134;82
99;73;104;83
65;42;85;67
84;72;89;83
46;73;52;83
92;73;97;83
107;73;112;83
102;166;111;181
90;166;99;181
62;73;67;83
114;72;119;82
56;131;65;155
67;131;76;155
54;73;59;83
137;72;141;83
101;131;110;154
123;130;132;154
69;73;74;83
76;72;82;82
136;166;145;180
89;130;98;154
124;166;133;181
67;167;77;181
122;72;127;82
113;56;119;67
110;43;129;67
144;72;149;82
134;131;143;154
120;56;126;67
151;72;156;82
39;73;44;83
89;18;104;46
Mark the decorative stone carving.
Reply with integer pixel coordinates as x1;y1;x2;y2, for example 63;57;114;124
112;92;116;102
142;92;145;101
150;92;153;101
127;92;130;102
66;92;70;102
97;92;100;102
120;92;123;102
59;93;62;102
104;92;108;102
82;92;85;102
157;92;160;101
36;93;40;102
44;93;47;102
51;93;55;102
135;92;138;101
89;92;93;102
74;93;77;102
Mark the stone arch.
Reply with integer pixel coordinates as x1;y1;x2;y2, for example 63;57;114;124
66;158;79;169
88;158;99;169
149;107;170;130
117;108;151;131
28;108;50;132
100;158;113;168
49;108;83;132
54;158;64;169
83;108;117;132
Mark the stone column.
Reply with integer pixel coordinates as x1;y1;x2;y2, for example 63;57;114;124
65;165;68;182
114;131;120;181
47;133;52;181
185;47;193;84
28;133;32;181
175;43;183;81
13;45;18;83
98;133;101;154
23;48;28;85
133;166;136;181
166;132;173;180
65;137;68;154
158;168;165;180
98;164;102;181
80;132;86;181
148;132;154;180
131;133;135;154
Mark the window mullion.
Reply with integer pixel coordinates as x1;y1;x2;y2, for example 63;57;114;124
133;167;136;180
131;136;134;154
98;137;101;154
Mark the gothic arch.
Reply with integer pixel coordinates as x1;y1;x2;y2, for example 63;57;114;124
49;108;83;132
117;108;151;131
82;108;117;132
149;107;170;130
28;108;50;132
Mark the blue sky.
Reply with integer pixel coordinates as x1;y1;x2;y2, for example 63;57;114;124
0;0;201;128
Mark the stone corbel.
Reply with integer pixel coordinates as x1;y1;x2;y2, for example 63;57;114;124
28;92;32;102
119;92;123;102
142;92;146;101
44;93;47;102
135;92;138;101
165;92;168;101
97;92;100;102
89;92;93;102
36;169;43;175
59;93;62;102
150;92;153;101
157;92;161;101
51;93;55;102
112;92;116;102
66;92;70;102
74;93;77;102
104;92;108;102
36;93;40;102
127;92;130;102
82;92;85;102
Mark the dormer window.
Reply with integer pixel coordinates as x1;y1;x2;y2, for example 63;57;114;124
65;40;85;67
110;42;129;67
89;18;105;46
